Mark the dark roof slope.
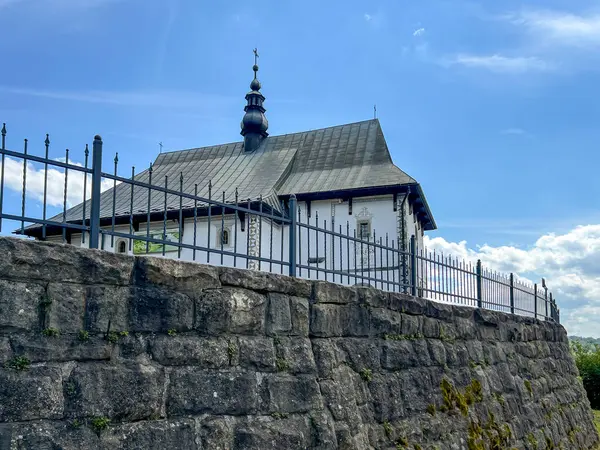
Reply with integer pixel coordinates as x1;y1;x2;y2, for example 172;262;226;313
34;119;435;230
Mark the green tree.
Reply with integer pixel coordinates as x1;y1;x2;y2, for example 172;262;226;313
570;340;600;409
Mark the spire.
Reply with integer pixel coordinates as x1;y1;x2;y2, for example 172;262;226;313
241;48;268;152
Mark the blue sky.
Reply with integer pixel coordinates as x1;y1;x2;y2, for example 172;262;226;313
1;0;599;336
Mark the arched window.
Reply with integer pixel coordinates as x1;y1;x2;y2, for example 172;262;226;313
216;227;231;247
117;240;127;254
221;229;229;246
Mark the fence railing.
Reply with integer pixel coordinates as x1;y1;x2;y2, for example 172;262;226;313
0;125;560;323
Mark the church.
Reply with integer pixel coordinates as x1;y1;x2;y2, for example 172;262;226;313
30;54;436;288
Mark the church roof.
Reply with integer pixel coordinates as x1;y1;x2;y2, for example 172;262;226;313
27;119;435;233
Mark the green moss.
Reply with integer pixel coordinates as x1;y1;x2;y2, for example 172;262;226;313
276;358;289;372
527;433;538;448
395;436;408;448
383;420;393;439
42;327;59;337
107;332;119;344
5;356;30;371
468;414;512;450
383;333;424;341
78;330;89;342
427;404;436;416
227;341;237;361
413;445;422;450
119;331;129;337
91;417;110;433
493;392;506;406
593;410;600;436
524;379;533;396
360;367;373;382
440;378;482;417
271;412;289;419
65;381;77;396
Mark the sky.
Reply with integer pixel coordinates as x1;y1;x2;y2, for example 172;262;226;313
0;0;599;336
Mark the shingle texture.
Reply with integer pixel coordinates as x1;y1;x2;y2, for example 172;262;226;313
44;119;422;224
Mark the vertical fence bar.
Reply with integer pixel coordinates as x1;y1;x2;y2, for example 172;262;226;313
82;144;89;245
476;260;483;308
0;123;6;232
62;148;69;243
128;166;135;251
42;134;50;240
534;283;538;319
145;163;153;254
220;191;225;265
323;219;327;282
193;184;198;261
162;176;168;256
20;139;28;234
410;235;417;296
110;153;118;248
288;194;297;277
89;135;103;249
509;273;515;315
297;207;302;277
543;278;548;320
234;188;239;269
178;173;183;260
207;181;212;263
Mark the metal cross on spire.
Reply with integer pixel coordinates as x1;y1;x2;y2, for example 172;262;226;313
253;48;259;66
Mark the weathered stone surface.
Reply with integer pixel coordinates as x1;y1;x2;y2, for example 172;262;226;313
101;419;197;450
129;286;193;332
237;336;276;371
262;374;322;414
0;280;44;331
219;266;312;297
150;335;229;367
196;287;266;335
290;296;309;336
64;363;164;421
266;293;292;335
0;367;64;421
134;256;220;294
310;303;370;337
0;238;133;285
168;369;258;416
10;334;112;362
0;237;598;450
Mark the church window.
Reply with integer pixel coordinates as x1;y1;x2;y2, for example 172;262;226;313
116;240;127;254
357;220;371;240
217;227;231;247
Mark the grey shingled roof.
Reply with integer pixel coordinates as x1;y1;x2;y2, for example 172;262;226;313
40;118;426;227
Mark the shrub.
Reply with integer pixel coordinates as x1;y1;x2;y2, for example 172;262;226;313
570;340;600;409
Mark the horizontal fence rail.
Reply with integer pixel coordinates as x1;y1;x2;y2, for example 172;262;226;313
0;125;560;323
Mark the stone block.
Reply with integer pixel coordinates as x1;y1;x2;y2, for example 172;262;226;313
0;337;12;365
425;301;453;321
0;280;44;331
129;286;193;332
368;372;405;422
237;336;276;371
400;313;422;336
45;282;87;332
266;293;292;335
337;338;380;372
276;337;317;374
0;421;100;450
133;257;220;295
150;335;229;367
195;415;235;449
195;288;266;335
233;416;313;450
168;369;258;416
82;285;130;333
313;281;358;304
0;237;133;285
10;334;112;362
219;266;312;297
389;292;426;315
64;363;164;421
310;303;370;337
369;308;402;336
381;340;416;371
311;338;342;378
356;286;389;308
101;419;197;449
0;366;64;421
290;296;309;336
262;374;322;414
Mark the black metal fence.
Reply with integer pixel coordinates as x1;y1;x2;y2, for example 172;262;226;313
0;125;560;322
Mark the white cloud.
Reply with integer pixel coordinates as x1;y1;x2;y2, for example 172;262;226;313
447;54;553;73
0;155;113;208
512;10;600;48
500;128;527;135
364;13;372;22
424;224;600;337
413;27;425;37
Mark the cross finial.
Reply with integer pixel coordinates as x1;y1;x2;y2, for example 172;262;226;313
253;48;259;65
159;142;163;153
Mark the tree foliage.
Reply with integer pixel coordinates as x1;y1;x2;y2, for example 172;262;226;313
570;339;600;409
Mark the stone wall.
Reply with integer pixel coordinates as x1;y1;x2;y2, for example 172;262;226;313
0;237;597;450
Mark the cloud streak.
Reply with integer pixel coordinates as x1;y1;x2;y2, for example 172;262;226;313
446;54;553;73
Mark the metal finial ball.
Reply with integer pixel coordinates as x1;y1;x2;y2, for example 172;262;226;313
94;134;102;141
253;64;259;72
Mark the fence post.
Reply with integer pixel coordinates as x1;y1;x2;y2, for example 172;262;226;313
549;293;554;321
476;259;482;308
288;194;297;277
533;283;538;320
543;278;548;320
88;135;103;249
509;273;515;315
410;235;417;296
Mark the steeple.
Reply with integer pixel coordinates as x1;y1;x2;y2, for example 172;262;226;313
241;48;268;152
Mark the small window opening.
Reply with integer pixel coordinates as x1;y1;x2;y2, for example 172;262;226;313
117;240;127;254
